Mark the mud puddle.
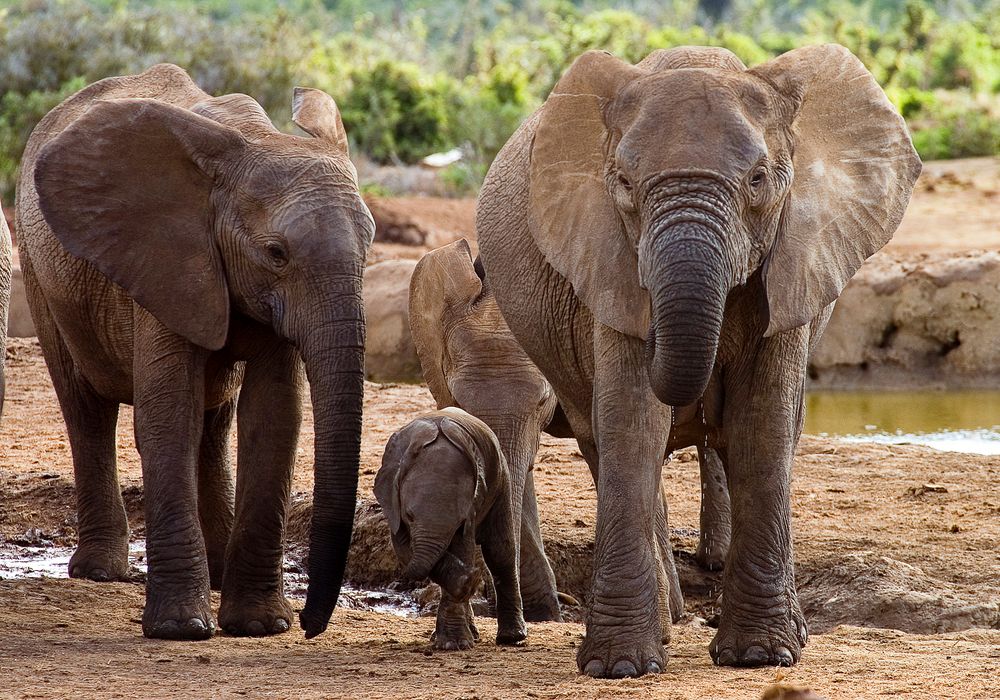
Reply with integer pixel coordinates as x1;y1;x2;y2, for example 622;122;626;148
0;539;420;617
806;390;1000;454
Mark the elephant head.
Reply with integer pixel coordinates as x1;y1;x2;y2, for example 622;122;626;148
529;44;921;406
32;84;373;638
409;239;562;460
374;413;486;596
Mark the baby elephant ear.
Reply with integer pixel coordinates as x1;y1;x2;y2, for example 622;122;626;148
528;50;648;339
292;87;349;154
409;239;482;408
752;44;922;336
375;431;406;533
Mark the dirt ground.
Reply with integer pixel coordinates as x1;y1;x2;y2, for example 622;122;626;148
3;337;1000;699
2;157;1000;698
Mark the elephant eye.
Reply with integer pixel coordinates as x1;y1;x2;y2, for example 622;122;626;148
749;168;767;189
265;241;289;267
617;173;633;192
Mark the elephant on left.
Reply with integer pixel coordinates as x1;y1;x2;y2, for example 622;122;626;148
15;64;374;641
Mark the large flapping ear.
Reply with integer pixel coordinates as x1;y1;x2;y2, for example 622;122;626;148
751;44;921;336
409;239;483;407
375;430;407;533
292;87;349;154
528;50;647;338
35;98;247;350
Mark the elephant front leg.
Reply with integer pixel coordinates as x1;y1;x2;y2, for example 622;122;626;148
710;331;808;667
518;470;562;621
219;344;302;636
578;325;671;678
696;446;731;571
482;496;527;646
133;321;214;640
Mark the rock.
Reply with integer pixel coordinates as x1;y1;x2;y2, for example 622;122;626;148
9;264;35;337
362;260;422;382
811;251;1000;389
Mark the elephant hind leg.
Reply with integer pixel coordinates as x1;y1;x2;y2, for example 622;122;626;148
24;260;128;581
198;397;236;590
696;446;730;571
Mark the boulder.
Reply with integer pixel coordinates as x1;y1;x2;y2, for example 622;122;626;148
362;259;421;382
8;265;35;338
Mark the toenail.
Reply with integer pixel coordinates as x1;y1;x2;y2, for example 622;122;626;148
273;618;289;633
246;620;266;636
775;646;794;666
715;648;737;666
646;660;663;674
583;660;605;677
740;645;769;666
610;660;639;678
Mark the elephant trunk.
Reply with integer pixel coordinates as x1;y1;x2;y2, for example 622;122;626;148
296;277;366;639
404;535;451;581
644;221;731;407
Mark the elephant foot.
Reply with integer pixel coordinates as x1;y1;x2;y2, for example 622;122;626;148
695;537;727;571
219;592;293;637
709;600;808;667
496;618;527;646
69;539;129;582
142;588;216;640
433;598;480;651
576;625;666;678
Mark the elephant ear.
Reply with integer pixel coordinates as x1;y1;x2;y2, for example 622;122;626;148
35;98;247;350
375;430;407;533
438;410;490;503
292;87;349;154
528;51;648;338
752;44;922;336
409;239;482;407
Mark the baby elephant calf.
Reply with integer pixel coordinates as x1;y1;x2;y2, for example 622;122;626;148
375;407;527;650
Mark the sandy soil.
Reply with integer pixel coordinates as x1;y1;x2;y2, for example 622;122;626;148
3;338;1000;699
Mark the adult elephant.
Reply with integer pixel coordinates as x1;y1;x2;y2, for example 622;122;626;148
16;64;373;641
477;45;920;676
0;202;9;420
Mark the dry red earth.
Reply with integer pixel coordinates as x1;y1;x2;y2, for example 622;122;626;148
2;157;1000;698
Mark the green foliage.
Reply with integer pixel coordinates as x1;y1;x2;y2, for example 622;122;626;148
0;0;998;203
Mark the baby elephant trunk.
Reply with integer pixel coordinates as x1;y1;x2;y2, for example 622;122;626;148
405;543;477;600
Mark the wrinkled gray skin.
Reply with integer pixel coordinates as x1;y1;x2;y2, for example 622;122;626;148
15;64;374;640
477;45;920;677
0;202;10;421
375;408;527;650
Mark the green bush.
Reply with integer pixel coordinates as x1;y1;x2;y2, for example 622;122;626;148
340;60;460;164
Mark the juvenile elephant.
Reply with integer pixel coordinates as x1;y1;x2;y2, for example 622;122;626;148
375;408;527;649
0;202;9;420
408;238;567;622
16;64;374;640
477;45;920;676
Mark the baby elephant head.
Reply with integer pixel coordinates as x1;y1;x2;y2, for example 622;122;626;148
374;411;490;597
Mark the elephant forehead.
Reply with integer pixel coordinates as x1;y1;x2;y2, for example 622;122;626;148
614;70;772;176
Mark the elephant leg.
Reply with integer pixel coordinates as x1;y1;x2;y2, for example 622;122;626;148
578;324;670;678
198;396;236;590
23;264;128;582
219;344;301;637
133;314;213;640
654;486;684;623
696;446;731;571
432;590;478;651
709;330;809;668
518;469;561;622
482;494;527;646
